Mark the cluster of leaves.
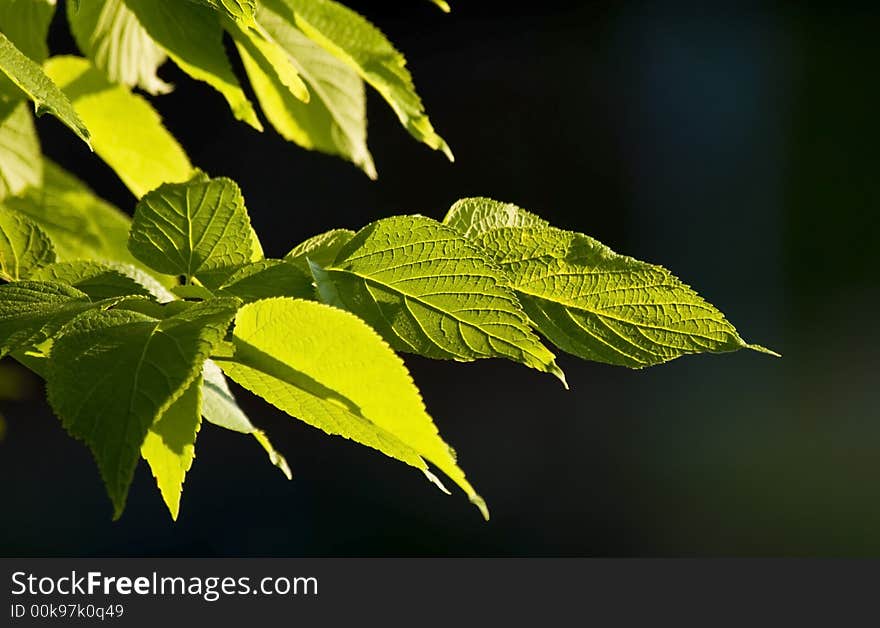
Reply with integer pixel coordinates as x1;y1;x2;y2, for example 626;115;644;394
0;0;775;520
0;170;773;519
0;0;453;193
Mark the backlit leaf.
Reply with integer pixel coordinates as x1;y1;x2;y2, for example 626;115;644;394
310;215;564;381
123;0;262;130
265;0;452;159
0;35;90;145
219;297;487;518
47;298;240;517
141;375;202;520
44;56;193;198
247;4;374;177
68;0;172;95
128;174;254;286
445;198;777;368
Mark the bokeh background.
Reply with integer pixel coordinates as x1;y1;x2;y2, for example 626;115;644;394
1;1;878;556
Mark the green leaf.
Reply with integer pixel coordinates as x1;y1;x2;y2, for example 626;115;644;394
128;174;254;286
265;0;452;160
224;15;309;103
47;298;240;518
219;297;487;518
445;198;777;368
201;359;291;479
44;56;194;198
4;160;175;297
246;4;375;177
0;102;41;200
284;228;354;267
123;0;262;130
310;215;563;381
29;261;158;300
444;197;548;238
141;375;202;520
218;259;313;302
187;0;256;25
68;0;173;95
0;0;55;63
0;34;90;145
0;281;96;358
0;203;54;280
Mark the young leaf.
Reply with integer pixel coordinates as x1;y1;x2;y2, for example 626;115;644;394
123;0;262;130
219;297;487;518
44;56;193;198
128;174;254;286
29;261;158;301
68;0;173;95
247;4;375;177
309;215;564;382
444;197;548;238
0;102;42;200
201;359;291;479
0;281;94;358
284;227;354;266
0;0;56;62
141;376;202;520
0;34;90;146
445;198;776;368
0;204;55;280
264;0;453;160
47;298;240;518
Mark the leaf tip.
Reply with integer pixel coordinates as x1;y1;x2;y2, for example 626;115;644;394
746;343;781;358
549;362;569;389
441;142;455;162
471;494;490;522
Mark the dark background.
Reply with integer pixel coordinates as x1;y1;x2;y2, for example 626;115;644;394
1;1;878;556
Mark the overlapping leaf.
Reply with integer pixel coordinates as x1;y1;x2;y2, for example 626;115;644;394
201;359;291;479
29;261;159;301
47;298;240;517
44;56;193;197
0;35;90;145
68;0;173;95
445;198;776;368
224;15;308;103
309;215;563;381
0;281;96;358
219;298;487;518
248;3;374;177
266;0;453;159
218;260;312;302
141;376;202;520
128;174;255;286
123;0;261;130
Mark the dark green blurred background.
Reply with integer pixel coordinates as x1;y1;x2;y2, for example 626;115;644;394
1;1;878;556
